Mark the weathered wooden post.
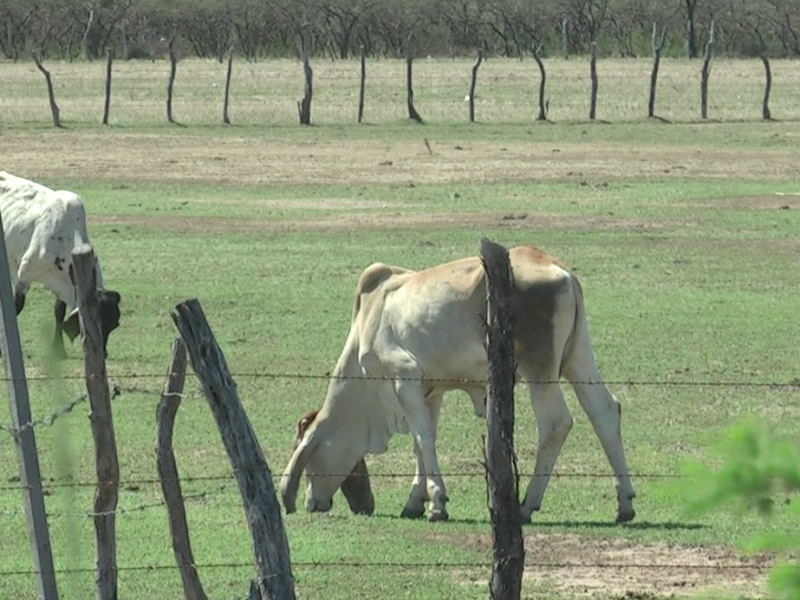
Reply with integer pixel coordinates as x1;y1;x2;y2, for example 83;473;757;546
700;21;715;119
171;299;296;600
223;46;235;125
297;24;313;125
166;29;178;124
404;32;423;123
102;47;113;125
0;214;59;600
532;44;547;121
357;44;366;123
468;49;483;122
156;338;209;600
480;238;524;600
72;245;119;600
589;41;598;121
648;23;668;118
31;52;61;127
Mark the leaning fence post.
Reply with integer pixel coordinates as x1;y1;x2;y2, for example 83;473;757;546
0;213;59;600
72;245;119;600
171;299;296;600
480;238;524;600
156;338;209;600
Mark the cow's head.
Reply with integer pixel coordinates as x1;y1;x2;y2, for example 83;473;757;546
62;289;122;355
282;409;374;517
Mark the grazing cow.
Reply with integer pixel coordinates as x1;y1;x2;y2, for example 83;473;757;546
281;245;636;523
293;409;374;515
0;172;121;357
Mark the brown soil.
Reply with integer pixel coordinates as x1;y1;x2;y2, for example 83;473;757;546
450;532;769;599
91;210;692;235
2;133;798;186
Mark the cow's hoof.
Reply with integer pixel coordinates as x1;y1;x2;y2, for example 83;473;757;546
616;508;636;524
400;505;425;520
426;508;449;523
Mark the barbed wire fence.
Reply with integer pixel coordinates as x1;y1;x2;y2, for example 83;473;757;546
1;356;795;589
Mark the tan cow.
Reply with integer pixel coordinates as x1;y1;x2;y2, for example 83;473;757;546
281;245;636;523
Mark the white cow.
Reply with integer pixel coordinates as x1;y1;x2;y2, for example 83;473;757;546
0;171;121;357
281;245;636;523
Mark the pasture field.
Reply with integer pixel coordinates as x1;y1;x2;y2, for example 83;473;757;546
0;57;799;600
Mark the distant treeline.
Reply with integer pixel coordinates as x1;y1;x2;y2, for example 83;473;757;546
2;0;799;63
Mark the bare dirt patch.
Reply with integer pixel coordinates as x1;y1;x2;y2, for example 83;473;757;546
90;210;690;235
2;132;798;187
445;532;769;599
685;194;800;210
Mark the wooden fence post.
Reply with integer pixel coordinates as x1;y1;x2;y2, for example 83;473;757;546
156;338;209;600
166;29;178;124
297;24;313;126
31;52;61;127
480;238;524;600
532;44;547;121
171;299;296;600
648;23;668;118
589;41;598;121
405;32;423;123
71;245;119;600
700;21;715;120
357;44;366;123
468;49;483;122
0;214;59;600
102;47;113;125
223;46;234;125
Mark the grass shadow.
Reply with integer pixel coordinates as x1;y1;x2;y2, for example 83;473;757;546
532;520;708;531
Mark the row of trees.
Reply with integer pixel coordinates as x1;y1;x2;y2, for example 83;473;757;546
2;0;799;63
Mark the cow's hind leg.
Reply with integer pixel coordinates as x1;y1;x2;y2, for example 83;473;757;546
519;374;574;523
395;381;448;522
562;351;636;523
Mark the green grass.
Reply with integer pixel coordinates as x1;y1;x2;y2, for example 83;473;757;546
1;58;799;599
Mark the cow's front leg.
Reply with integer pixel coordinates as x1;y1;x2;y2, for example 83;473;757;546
400;392;444;519
52;299;68;359
395;381;448;522
400;437;427;519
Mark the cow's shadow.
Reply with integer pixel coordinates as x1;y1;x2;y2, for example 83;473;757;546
373;513;707;531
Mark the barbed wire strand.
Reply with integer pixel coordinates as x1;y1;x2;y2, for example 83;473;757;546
0;469;694;494
2;371;799;387
0;560;769;577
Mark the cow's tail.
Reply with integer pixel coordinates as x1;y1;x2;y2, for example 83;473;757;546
279;432;320;514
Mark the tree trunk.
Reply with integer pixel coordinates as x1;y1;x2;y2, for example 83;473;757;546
102;48;113;125
532;44;547;121
756;31;772;120
223;46;234;124
589;41;598;120
120;20;129;61
83;10;95;61
648;23;667;118
31;52;61;127
480;238;524;600
468;49;483;122
405;32;423;123
685;0;697;59
562;17;569;59
700;21;715;119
